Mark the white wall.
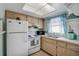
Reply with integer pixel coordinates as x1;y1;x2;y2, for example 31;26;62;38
0;4;5;56
0;20;3;56
0;4;5;18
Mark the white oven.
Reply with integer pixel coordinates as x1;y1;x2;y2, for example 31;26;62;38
28;24;40;55
28;35;40;49
28;35;40;55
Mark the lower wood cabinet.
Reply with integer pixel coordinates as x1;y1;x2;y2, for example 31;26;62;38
57;47;67;56
43;43;56;55
67;43;79;52
57;41;66;48
66;49;79;56
41;37;56;55
41;37;79;56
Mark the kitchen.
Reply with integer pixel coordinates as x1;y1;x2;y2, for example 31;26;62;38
0;3;79;56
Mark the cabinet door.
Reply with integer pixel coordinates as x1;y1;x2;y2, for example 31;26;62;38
6;11;26;20
66;49;79;56
67;43;79;52
57;47;67;56
41;37;56;55
6;11;15;19
33;17;39;26
38;19;43;28
26;16;34;24
57;41;67;48
14;14;26;20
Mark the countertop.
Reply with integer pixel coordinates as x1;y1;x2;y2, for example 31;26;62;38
42;35;79;45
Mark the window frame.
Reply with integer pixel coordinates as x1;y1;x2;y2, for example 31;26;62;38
48;17;64;34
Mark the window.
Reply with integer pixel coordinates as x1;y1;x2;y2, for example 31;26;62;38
48;17;64;33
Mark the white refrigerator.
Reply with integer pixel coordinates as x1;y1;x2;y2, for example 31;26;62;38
7;19;28;56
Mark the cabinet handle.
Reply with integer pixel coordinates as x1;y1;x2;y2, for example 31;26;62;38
16;17;20;20
19;22;21;24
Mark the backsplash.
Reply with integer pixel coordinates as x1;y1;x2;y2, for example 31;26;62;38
45;33;65;38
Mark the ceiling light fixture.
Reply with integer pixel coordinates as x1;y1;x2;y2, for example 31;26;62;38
23;3;56;16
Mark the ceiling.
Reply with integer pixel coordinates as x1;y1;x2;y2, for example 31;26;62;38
2;3;70;18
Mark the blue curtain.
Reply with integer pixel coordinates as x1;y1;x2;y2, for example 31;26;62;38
46;15;67;34
60;15;67;34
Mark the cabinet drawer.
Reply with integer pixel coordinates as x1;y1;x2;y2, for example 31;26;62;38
57;47;67;56
67;43;79;52
57;41;67;48
42;37;56;44
66;49;79;56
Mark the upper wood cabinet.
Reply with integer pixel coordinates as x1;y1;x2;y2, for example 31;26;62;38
38;18;44;28
26;16;34;24
5;10;44;28
26;16;44;28
5;10;26;21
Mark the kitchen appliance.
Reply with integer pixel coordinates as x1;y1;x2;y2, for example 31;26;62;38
37;31;45;35
28;24;40;55
7;19;28;56
67;32;77;40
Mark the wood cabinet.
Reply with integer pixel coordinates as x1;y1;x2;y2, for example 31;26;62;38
57;41;67;56
66;43;79;56
57;41;67;48
66;49;79;56
41;37;56;55
38;18;44;28
5;10;26;21
57;47;67;56
26;16;44;28
67;43;79;52
5;10;44;28
26;16;34;24
41;36;79;56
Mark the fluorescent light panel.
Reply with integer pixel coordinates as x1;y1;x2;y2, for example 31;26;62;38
23;3;56;16
36;4;56;15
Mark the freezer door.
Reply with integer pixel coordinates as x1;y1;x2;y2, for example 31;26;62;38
7;33;28;56
7;19;28;32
